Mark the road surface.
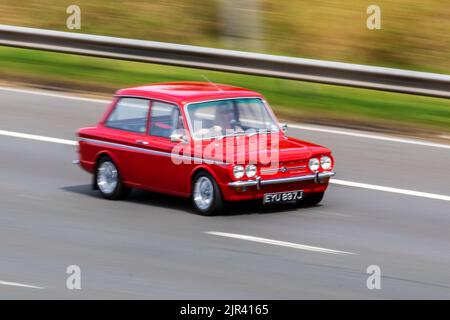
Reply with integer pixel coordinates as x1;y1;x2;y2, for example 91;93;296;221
0;86;449;299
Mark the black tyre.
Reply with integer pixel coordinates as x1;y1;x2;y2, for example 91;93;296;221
298;192;325;207
192;172;224;216
95;156;130;200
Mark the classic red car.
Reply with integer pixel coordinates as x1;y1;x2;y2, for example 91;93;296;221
76;82;335;215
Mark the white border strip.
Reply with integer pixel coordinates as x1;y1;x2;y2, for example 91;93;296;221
0;280;43;289
331;179;450;202
1;85;449;149
1;129;449;202
0;130;77;146
0;86;109;104
289;124;450;150
205;231;355;255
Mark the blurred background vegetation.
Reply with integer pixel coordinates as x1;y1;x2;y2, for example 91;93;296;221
0;0;449;136
2;0;449;72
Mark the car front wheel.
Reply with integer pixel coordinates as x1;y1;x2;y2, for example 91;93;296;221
192;172;223;216
96;157;130;200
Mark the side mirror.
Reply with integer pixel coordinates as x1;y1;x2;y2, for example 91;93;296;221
170;132;188;143
279;123;288;133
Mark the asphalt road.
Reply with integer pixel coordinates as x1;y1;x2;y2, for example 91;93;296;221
0;87;449;299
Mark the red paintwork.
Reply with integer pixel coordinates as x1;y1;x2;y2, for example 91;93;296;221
77;82;334;202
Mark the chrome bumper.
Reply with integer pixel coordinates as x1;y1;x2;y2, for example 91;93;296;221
228;171;335;189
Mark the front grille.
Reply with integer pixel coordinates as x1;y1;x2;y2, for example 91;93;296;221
260;159;309;176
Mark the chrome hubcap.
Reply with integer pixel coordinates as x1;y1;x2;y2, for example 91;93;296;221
193;177;214;211
97;161;118;194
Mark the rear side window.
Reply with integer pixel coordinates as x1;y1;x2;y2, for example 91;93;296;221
149;101;184;138
105;98;149;133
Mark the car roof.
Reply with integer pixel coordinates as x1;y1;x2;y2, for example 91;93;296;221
115;82;262;104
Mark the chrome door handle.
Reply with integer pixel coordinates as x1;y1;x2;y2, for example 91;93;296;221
136;140;149;145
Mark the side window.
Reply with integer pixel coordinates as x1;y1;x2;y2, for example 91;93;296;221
105;98;149;133
149;101;185;138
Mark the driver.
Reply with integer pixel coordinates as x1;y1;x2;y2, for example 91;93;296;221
212;102;244;135
196;102;243;138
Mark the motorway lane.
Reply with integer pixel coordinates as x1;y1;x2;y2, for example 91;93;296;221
0;87;449;298
1;87;449;195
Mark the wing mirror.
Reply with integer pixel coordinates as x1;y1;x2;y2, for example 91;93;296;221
170;132;188;143
279;123;288;133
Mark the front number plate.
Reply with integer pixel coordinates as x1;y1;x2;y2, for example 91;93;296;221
263;190;303;204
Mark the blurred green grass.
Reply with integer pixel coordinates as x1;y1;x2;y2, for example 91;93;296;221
1;46;450;134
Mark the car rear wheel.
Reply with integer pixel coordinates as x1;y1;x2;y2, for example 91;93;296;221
298;192;324;207
96;157;130;200
192;172;223;216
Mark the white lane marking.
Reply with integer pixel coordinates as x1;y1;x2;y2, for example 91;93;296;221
288;123;450;150
1;128;450;202
0;130;77;145
1;85;449;150
0;86;109;104
331;179;450;202
0;280;43;289
205;231;355;255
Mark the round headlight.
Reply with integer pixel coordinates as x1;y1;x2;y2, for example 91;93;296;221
245;164;257;178
233;165;245;179
308;158;320;172
320;156;332;170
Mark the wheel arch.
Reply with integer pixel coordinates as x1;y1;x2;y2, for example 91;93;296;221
189;165;222;195
92;151;121;190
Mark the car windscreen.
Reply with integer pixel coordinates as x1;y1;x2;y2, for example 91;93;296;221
186;98;279;139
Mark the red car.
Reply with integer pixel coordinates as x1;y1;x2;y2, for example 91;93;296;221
76;82;335;215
